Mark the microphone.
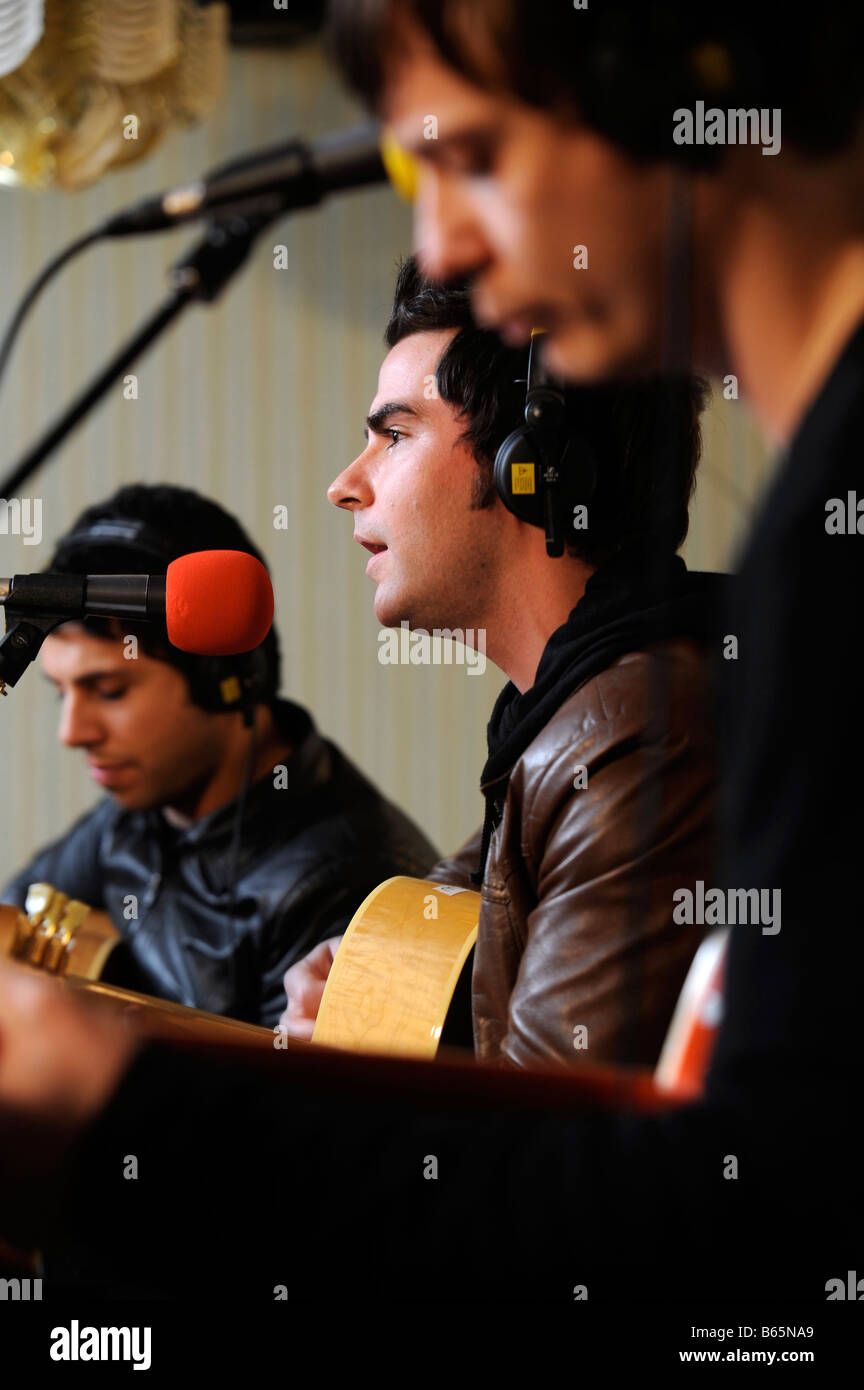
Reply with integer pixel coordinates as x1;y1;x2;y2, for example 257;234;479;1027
0;550;274;655
101;123;387;237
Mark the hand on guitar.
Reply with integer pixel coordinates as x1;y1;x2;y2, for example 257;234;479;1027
0;959;136;1133
279;935;343;1039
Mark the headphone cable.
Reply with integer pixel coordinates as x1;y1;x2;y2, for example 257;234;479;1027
225;714;258;947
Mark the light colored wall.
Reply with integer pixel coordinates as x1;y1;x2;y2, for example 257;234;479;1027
0;43;777;889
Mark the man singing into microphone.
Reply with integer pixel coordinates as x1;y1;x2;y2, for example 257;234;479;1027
282;257;724;1069
0;483;437;1028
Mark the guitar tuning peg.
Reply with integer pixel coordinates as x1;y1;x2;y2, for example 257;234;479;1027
25;881;54;924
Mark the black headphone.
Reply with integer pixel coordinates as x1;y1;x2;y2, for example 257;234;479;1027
493;332;597;558
51;518;271;719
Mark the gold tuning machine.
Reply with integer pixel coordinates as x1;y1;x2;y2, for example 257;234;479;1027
15;883;104;975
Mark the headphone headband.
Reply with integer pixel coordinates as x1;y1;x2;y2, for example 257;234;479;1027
56;518;176;568
526;330;548;391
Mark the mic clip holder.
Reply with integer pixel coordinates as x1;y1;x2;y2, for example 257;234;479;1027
168;208;280;302
0;613;63;695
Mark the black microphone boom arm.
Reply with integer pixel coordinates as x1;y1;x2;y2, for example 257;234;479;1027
0;211;277;499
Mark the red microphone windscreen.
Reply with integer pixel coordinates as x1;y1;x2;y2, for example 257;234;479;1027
165;551;274;655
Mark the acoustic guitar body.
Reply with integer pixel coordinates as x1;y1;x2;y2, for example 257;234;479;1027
313;877;480;1057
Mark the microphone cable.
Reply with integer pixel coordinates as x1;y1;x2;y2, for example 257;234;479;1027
0;123;394;403
0;225;108;398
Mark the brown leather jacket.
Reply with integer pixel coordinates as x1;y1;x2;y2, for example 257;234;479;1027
431;637;717;1069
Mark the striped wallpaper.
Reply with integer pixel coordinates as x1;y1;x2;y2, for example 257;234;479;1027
0;42;777;887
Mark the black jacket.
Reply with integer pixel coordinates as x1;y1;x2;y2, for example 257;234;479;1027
1;699;438;1028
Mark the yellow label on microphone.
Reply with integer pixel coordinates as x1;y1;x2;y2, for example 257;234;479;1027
511;463;536;495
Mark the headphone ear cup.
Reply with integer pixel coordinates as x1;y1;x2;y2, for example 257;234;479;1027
185;649;269;713
242;647;270;706
493;428;545;526
185;657;233;712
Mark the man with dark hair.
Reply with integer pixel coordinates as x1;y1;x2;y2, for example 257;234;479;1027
1;483;437;1028
381;259;706;564
280;257;723;1070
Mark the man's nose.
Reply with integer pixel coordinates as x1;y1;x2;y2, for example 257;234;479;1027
58;694;101;748
413;167;489;284
327;452;373;511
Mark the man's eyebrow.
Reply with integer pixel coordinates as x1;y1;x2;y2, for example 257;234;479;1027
41;670;126;689
398;124;498;163
364;401;420;439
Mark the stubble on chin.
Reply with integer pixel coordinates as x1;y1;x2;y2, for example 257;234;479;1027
375;583;431;633
373;587;401;631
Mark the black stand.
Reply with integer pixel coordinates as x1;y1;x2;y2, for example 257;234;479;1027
0;209;280;498
0;209;281;691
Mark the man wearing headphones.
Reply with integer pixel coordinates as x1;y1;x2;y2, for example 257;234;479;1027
282;258;724;1070
0;484;437;1029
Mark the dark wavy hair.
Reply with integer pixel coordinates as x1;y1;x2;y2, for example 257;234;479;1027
386;257;708;566
49;484;281;707
329;0;864;169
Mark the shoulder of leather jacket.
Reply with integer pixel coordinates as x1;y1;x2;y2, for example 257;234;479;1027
513;636;714;790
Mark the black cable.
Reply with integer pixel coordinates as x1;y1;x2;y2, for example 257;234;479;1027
0;290;191;498
224;718;259;943
0;224;107;397
0;211;277;498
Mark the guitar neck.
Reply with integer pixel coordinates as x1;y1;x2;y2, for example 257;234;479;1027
0;900;274;1048
62;974;276;1049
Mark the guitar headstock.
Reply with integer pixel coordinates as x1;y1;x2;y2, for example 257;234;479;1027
0;883;118;979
